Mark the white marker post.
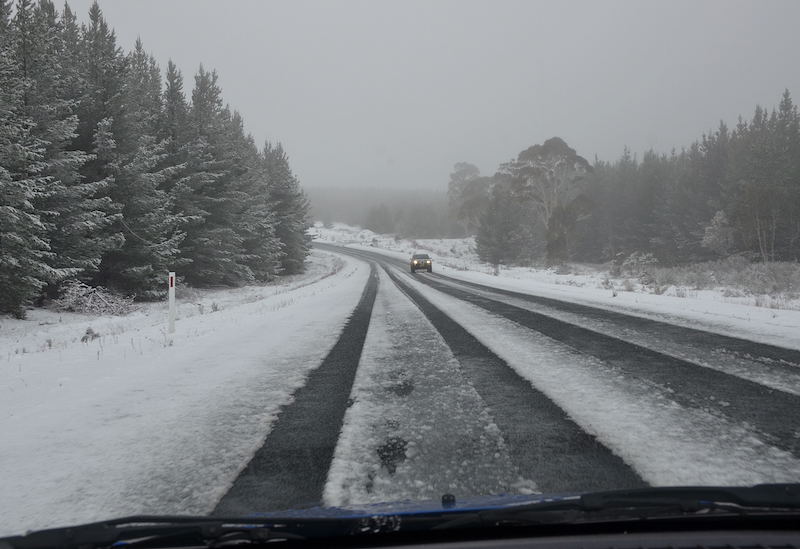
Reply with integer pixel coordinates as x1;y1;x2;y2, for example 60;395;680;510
168;271;176;334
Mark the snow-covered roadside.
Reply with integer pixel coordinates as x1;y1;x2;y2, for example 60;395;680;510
324;269;536;507
0;251;369;537
433;263;800;351
397;267;800;487
311;224;800;351
1;253;345;359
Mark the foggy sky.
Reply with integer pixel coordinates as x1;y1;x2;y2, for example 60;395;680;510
66;0;800;190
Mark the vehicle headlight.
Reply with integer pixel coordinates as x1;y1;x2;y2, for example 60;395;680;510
413;260;418;264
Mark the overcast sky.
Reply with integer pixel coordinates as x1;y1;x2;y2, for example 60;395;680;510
67;0;800;190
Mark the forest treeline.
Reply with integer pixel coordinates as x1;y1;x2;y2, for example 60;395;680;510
0;0;310;317
448;91;800;270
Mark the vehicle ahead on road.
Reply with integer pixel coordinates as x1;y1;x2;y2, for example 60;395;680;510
4;485;799;548
410;253;433;273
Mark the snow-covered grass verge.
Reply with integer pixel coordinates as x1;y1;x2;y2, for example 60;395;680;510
311;223;800;350
0;251;369;537
1;254;345;359
650;257;800;305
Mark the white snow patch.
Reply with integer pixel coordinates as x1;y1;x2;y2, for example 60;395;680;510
0;251;369;537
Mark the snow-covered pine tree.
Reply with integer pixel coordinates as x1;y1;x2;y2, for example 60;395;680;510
160;60;189;157
0;13;58;316
70;2;128;280
224;113;282;282
96;39;186;296
263;141;310;275
770;90;800;260
239;164;283;282
77;2;128;158
177;65;251;286
12;0;119;296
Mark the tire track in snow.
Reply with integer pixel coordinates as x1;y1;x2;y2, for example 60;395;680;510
426;270;800;360
317;243;800;369
213;263;378;515
428;274;800;397
400;270;800;486
382;266;646;493
324;268;537;507
411;273;800;457
316;246;800;484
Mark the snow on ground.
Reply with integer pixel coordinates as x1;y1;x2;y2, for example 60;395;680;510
1;258;345;360
324;269;536;507
311;223;800;350
0;251;369;537
396;266;800;487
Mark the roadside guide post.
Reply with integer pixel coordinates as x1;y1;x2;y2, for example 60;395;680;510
168;272;176;334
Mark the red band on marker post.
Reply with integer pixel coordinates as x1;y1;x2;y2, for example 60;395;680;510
168;271;176;334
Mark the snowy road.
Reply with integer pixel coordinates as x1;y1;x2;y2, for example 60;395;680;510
5;245;800;536
211;243;800;513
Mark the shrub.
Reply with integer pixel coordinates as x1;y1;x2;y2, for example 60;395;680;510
651;257;800;295
54;280;135;315
622;252;659;276
622;279;636;292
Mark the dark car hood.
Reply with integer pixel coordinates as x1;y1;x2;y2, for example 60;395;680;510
243;492;577;519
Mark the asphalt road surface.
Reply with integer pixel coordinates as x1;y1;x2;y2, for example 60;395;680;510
214;243;800;514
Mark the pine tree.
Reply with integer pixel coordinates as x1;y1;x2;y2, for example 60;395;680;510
15;1;119;293
161;60;188;155
78;1;128;157
263;142;310;274
69;1;128;279
0;0;314;311
0;21;57;316
220;111;282;281
59;2;84;106
238;168;282;282
177;66;251;286
233;139;281;282
96;38;186;295
97;136;186;295
726;103;786;262
772;90;800;259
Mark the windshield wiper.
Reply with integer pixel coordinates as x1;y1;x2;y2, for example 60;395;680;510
579;483;800;513
433;483;800;530
3;485;799;548
0;515;317;549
